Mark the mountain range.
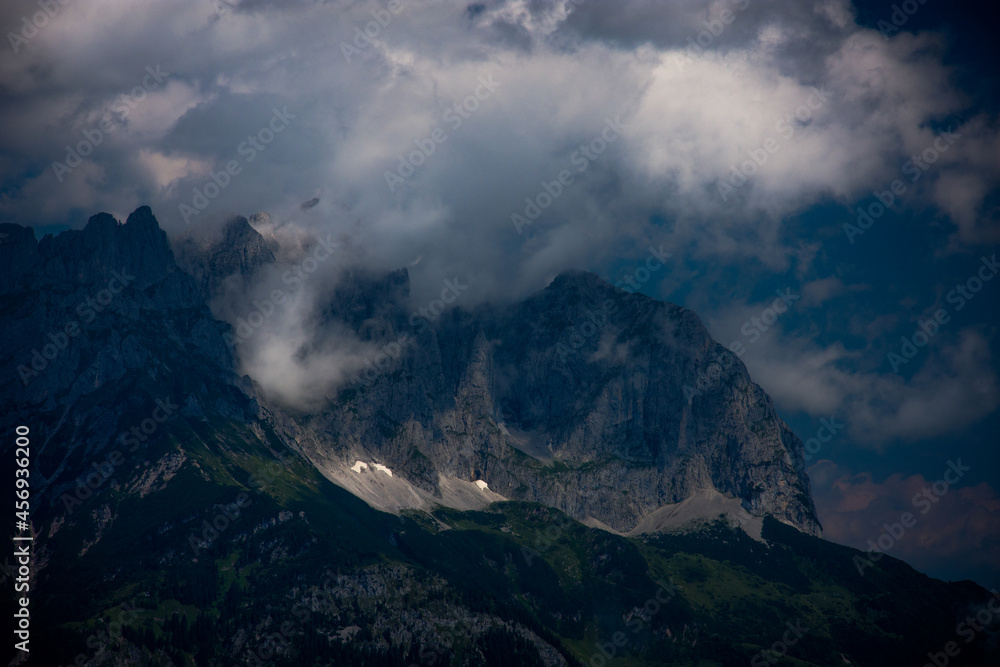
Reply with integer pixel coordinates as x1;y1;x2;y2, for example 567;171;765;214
2;207;997;666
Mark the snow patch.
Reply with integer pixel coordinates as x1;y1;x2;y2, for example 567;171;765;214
351;461;368;473
373;463;393;476
474;480;489;490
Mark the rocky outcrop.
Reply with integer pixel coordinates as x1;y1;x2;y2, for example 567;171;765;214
0;207;259;504
2;205;820;538
298;270;821;536
173;214;276;300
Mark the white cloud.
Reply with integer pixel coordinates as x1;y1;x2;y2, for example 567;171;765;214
735;325;999;444
1;0;995;281
1;0;997;421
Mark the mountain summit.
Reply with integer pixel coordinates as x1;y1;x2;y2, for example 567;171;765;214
3;207;816;536
295;265;820;537
5;207;994;667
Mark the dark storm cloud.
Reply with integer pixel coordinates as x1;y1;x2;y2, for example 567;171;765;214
0;0;997;443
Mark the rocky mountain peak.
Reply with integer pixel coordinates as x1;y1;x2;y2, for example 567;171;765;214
1;206;176;293
546;269;614;293
2;205;821;540
293;262;821;537
213;215;275;278
173;213;276;299
1;205;252;467
220;214;261;248
0;222;42;294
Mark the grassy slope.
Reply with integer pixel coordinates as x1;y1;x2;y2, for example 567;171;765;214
21;416;998;667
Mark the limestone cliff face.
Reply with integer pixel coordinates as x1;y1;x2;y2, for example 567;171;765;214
172;214;277;300
2;206;177;294
0;207;259;500
299;270;821;536
1;206;819;537
9;208;1000;667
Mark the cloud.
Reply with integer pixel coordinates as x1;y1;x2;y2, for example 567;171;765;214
206;242;385;409
1;0;997;592
703;282;999;444
757;330;998;443
1;0;997;438
810;458;1000;585
0;0;996;296
799;277;845;307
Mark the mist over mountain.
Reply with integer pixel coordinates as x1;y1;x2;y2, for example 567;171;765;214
3;0;999;663
3;207;819;533
3;206;998;666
